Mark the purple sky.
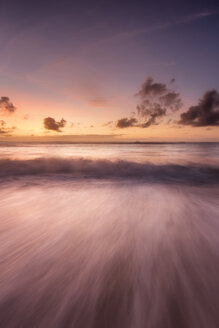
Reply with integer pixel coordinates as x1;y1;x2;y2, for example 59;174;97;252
0;0;218;141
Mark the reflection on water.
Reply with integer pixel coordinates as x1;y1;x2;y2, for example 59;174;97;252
0;143;219;327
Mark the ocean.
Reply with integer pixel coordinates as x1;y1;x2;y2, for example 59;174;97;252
0;142;219;328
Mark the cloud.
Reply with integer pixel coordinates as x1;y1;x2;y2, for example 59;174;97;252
44;117;67;132
0;120;16;135
179;90;219;127
137;106;167;128
103;121;113;127
114;77;182;129
0;120;7;134
0;97;16;114
136;77;167;98
107;11;218;42
87;96;108;108
136;77;182;127
116;117;138;128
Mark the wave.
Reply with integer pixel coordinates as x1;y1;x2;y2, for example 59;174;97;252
0;157;218;184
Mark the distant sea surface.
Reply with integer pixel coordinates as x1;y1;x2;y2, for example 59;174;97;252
0;142;219;327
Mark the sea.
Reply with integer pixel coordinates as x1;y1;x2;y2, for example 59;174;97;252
0;142;219;328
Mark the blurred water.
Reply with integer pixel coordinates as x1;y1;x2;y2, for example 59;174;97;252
0;143;219;327
0;142;218;165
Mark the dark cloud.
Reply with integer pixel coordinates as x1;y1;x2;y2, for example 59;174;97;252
179;90;219;127
135;77;167;98
135;77;182;127
136;104;166;128
0;97;16;114
0;120;16;135
114;77;182;129
116;117;138;128
44;117;67;132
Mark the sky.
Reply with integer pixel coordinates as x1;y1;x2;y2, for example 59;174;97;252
0;0;218;142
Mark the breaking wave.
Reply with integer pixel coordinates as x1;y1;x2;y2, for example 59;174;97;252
0;157;218;184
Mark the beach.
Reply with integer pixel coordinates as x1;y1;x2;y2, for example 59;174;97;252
0;143;218;327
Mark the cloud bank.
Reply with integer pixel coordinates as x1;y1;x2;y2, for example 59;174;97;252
113;79;219;130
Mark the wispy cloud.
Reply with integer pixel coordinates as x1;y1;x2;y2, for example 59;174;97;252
0;120;16;135
108;11;218;42
86;96;109;108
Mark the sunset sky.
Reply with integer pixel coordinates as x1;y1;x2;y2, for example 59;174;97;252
0;0;218;142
